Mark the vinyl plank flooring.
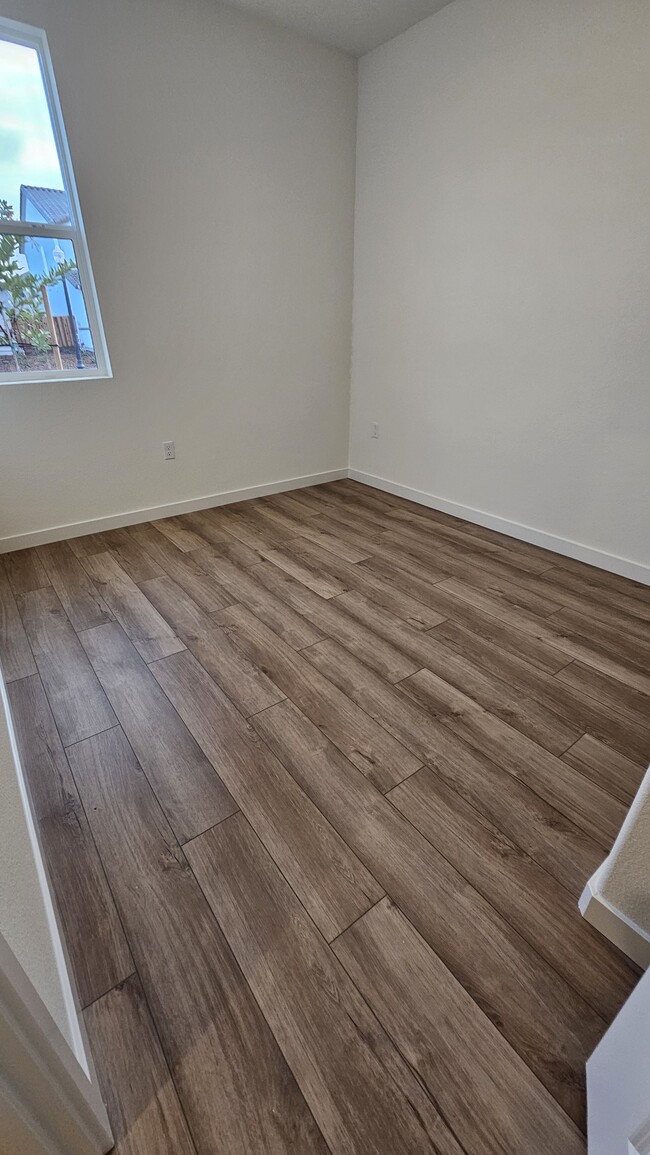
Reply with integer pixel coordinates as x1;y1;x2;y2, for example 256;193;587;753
198;536;262;569
306;639;625;851
399;666;627;850
151;516;209;553
183;627;286;717
69;727;326;1155
0;559;37;681
154;650;383;940
549;605;650;668
261;491;322;519
80;622;236;842
252;560;420;684
186;812;464;1155
288;537;446;629
541;565;650;623
388;767;635;1020
257;545;347;598
385;507;550;576
8;674;132;1006
2;548;50;595
295;525;372;564
68;532;116;558
192;547;325;649
83;973;197;1155
128;523;234;612
18;587;116;745
251;698;603;1126
82;552;185;662
37;540;114;632
432;617;650;767
138;575;216;641
556;659;650;730
218;603;421;791
333;898;585;1155
103;528;165;584
562;735;645;805
335;588;581;753
180;509;235;549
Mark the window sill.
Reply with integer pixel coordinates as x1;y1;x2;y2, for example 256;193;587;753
0;368;113;387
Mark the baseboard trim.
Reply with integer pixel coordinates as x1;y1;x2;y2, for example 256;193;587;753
579;874;650;970
348;469;650;586
0;469;348;553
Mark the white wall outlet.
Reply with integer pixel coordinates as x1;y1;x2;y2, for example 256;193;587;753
371;422;380;439
163;441;175;460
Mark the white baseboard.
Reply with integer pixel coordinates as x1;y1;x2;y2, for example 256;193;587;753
0;469;348;553
579;873;650;970
348;469;650;586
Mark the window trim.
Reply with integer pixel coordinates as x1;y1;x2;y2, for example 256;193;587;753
0;15;112;385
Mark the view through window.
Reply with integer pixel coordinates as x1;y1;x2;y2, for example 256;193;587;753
0;20;109;381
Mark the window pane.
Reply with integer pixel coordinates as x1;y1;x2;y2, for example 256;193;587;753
0;234;98;373
0;38;68;223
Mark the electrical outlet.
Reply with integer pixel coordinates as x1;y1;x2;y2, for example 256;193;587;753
163;441;175;460
371;423;380;439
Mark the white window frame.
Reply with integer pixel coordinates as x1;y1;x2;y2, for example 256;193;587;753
0;15;111;385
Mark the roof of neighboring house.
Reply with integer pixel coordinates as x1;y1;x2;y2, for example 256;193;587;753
19;185;71;225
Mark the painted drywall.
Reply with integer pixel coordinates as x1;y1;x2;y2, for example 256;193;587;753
587;961;650;1152
0;676;82;1060
0;0;356;542
585;766;650;943
350;0;650;572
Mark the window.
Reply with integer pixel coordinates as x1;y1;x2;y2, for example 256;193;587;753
0;16;110;383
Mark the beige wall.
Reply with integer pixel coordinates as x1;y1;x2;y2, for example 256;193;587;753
350;0;650;576
0;0;357;543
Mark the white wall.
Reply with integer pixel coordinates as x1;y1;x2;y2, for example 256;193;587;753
350;0;650;575
0;675;83;1062
0;0;357;544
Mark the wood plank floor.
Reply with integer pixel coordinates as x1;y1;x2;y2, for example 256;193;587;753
2;478;648;1154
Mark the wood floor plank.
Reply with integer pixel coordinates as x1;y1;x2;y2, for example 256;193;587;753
251;698;602;1126
128;523;234;612
218;603;421;791
432;617;650;767
151;516;209;552
8;674;132;1006
186;812;464;1155
257;545;347;598
388;767;635;1021
82;552;185;662
155;650;383;940
288;537;446;629
252;560;421;684
0;558;37;681
398;666;627;850
305;639;625;851
296;524;373;564
18;587;116;745
139;575;216;640
549;605;650;669
183;627;286;717
192;547;325;649
69;726;326;1155
98;528;166;584
541;564;650;623
2;548;50;595
335;588;581;753
197;536;262;569
80;622;236;842
385;507;550;576
68;532;116;558
37;540;114;632
333;898;585;1155
556;660;650;731
83;973;197;1155
562;735;645;805
261;491;322;519
180;509;235;549
211;504;289;549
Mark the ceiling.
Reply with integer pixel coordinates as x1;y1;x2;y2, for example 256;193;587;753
222;0;456;56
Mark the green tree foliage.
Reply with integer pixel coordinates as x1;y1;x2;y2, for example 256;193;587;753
0;200;76;363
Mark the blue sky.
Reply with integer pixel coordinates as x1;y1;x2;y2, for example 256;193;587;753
0;38;63;215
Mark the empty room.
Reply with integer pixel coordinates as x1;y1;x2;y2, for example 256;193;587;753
0;0;649;1152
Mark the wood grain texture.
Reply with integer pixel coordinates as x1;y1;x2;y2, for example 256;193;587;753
8;674;132;1006
186;812;463;1155
2;479;645;1153
0;558;37;681
83;973;197;1155
82;552;185;662
334;898;585;1155
251;699;604;1126
80;622;236;842
37;540;113;632
388;767;635;1020
154;650;383;940
2;548;50;595
18;587;116;745
70;727;326;1155
218;603;421;791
